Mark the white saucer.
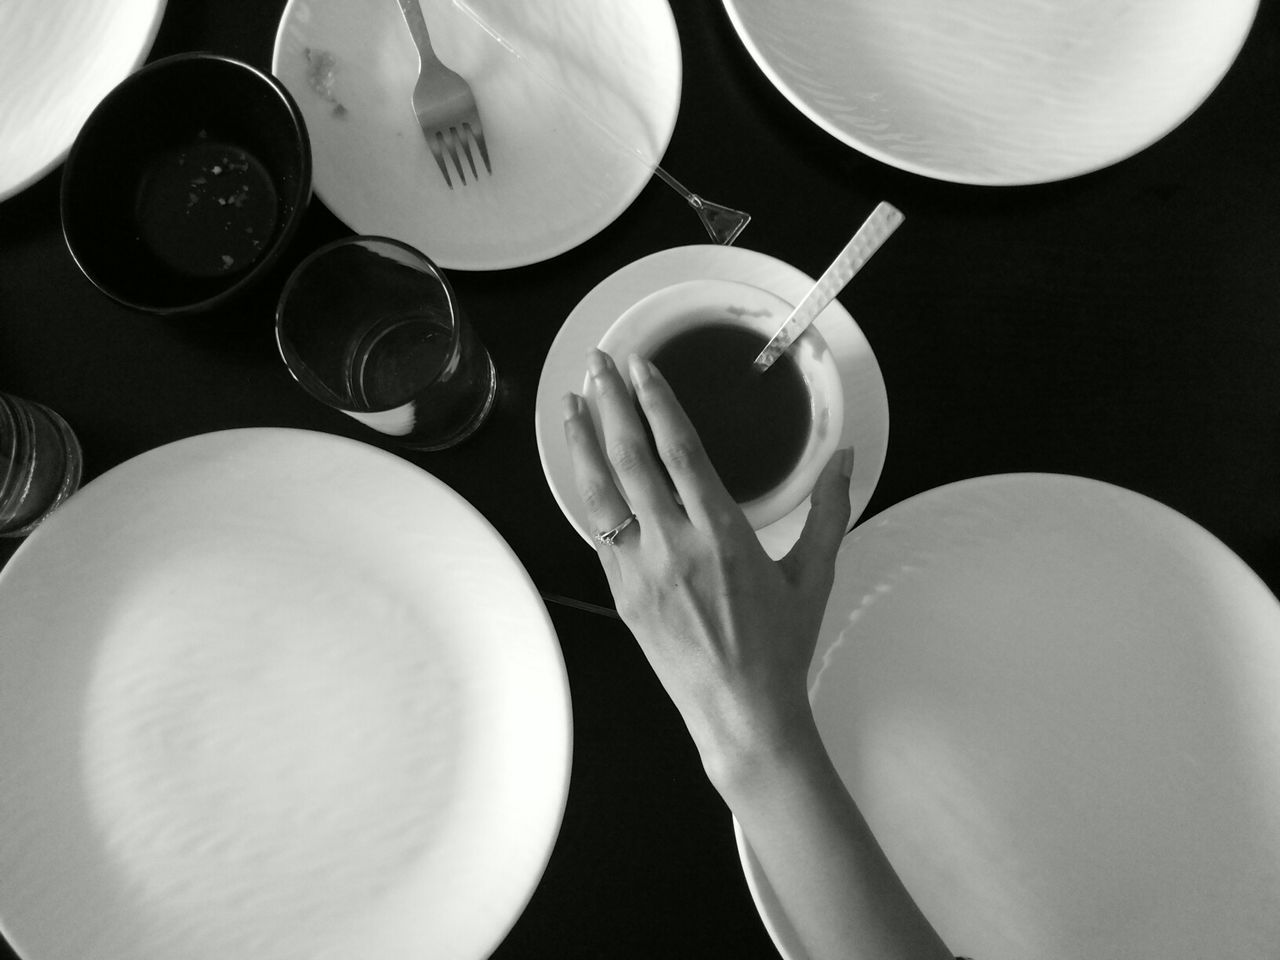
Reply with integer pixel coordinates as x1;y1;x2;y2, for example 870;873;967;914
736;473;1280;960
722;0;1259;185
0;429;572;960
0;0;166;202
534;244;889;560
271;0;681;270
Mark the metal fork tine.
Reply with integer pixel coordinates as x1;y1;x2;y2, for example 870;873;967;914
466;121;492;174
427;132;453;189
458;130;479;180
444;128;467;185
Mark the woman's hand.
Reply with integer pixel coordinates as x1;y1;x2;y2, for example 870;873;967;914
562;348;854;786
563;348;953;960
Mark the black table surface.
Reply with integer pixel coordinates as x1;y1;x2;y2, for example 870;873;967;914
3;1;1279;957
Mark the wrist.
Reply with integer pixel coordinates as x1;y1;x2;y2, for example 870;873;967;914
695;697;829;800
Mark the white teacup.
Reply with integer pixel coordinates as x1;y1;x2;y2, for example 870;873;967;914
588;278;843;530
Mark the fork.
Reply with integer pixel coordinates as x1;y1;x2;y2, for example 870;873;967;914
396;0;491;188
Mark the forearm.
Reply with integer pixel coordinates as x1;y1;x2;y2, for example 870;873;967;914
709;716;953;960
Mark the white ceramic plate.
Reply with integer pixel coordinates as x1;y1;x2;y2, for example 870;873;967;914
534;244;889;560
0;0;167;202
736;473;1280;960
0;429;572;960
722;0;1259;185
271;0;681;270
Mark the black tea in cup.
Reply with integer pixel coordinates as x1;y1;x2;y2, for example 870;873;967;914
647;321;811;504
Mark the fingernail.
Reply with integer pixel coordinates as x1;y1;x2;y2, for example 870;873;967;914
840;447;855;477
562;392;581;421
586;349;609;378
628;353;652;387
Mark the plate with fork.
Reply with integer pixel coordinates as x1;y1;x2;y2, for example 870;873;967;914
272;0;681;270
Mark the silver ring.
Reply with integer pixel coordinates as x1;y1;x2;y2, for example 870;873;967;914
593;513;637;547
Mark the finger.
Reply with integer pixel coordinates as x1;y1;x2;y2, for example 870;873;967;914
627;353;749;536
784;447;855;582
585;349;682;523
562;392;634;569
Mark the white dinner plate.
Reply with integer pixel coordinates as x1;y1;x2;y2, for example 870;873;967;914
722;0;1259;185
736;473;1280;960
0;429;572;960
0;0;167;202
534;244;889;560
271;0;681;270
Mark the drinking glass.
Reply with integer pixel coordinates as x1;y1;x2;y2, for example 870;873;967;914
1;392;83;537
276;236;497;450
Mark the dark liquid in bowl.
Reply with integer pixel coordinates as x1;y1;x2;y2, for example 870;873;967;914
647;323;811;504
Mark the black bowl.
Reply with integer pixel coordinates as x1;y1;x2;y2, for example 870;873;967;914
61;53;312;315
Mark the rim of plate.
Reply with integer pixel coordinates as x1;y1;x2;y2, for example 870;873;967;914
719;0;1261;186
0;0;169;203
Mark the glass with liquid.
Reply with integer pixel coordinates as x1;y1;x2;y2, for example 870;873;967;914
276;237;496;449
1;393;83;537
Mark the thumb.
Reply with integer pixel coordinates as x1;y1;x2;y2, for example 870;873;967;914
783;446;855;583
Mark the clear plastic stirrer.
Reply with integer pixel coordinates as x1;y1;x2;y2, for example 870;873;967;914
451;0;751;245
